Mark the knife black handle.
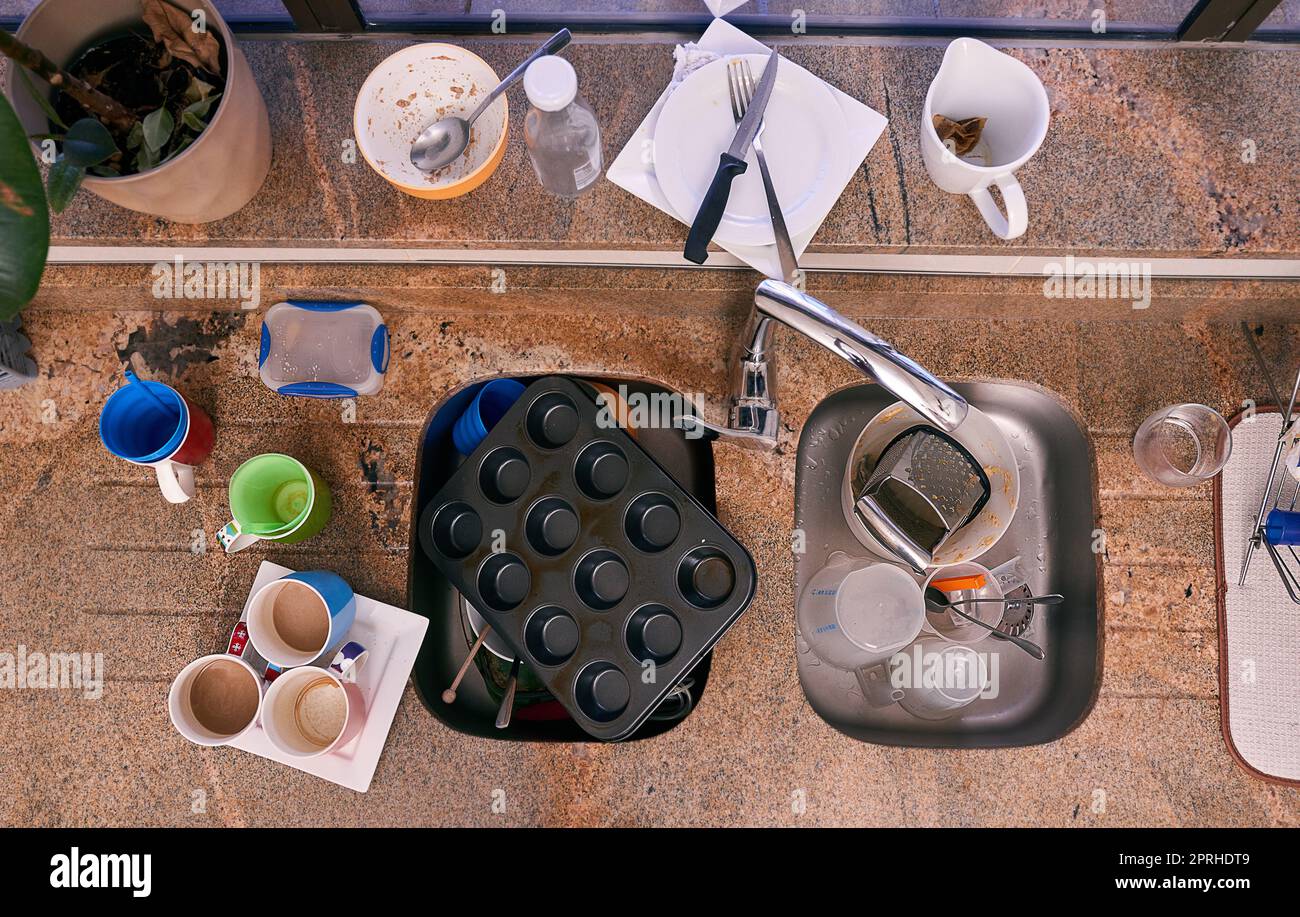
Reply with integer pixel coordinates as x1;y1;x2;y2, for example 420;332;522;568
683;152;748;264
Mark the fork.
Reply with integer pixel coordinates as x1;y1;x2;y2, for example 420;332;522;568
730;57;799;283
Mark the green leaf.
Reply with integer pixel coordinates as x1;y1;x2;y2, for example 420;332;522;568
0;92;50;319
17;67;68;132
46;158;85;213
62;118;119;168
134;143;158;173
126;122;144;151
181;110;205;133
183;90;221;121
89;164;121;178
142;107;174;153
183;76;216;106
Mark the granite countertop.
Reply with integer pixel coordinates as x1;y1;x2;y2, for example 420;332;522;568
20;33;1300;258
4;264;1300;826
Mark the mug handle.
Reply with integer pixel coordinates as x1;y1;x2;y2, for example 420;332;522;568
218;521;260;554
968;172;1028;240
856;662;904;708
329;641;368;684
155;460;195;504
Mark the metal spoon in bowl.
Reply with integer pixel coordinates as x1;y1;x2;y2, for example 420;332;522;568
410;29;571;172
924;588;1046;661
927;591;1065;609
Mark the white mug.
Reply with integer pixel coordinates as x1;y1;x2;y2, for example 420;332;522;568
920;37;1049;240
168;653;264;747
893;637;991;720
261;642;368;759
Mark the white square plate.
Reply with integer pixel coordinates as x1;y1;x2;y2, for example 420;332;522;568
606;19;888;279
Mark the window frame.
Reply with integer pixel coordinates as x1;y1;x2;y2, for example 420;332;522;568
2;0;1295;42
283;0;1295;41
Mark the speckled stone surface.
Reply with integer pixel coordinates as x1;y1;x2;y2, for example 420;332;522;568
2;265;1300;826
6;34;1296;257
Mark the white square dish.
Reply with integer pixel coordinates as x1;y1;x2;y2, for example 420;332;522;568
226;561;428;792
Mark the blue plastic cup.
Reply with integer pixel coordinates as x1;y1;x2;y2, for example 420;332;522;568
98;371;214;503
452;378;525;455
99;377;185;464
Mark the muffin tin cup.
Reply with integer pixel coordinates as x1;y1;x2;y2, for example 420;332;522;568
419;376;757;740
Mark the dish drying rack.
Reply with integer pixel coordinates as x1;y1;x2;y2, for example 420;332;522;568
1238;322;1300;602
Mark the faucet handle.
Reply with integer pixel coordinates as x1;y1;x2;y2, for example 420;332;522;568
673;411;779;451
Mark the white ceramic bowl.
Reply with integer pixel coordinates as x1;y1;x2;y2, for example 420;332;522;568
841;401;1020;568
354;43;508;199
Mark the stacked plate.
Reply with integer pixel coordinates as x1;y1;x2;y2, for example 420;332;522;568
652;52;852;250
607;19;888;277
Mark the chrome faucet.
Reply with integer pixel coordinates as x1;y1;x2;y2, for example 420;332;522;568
682;279;968;449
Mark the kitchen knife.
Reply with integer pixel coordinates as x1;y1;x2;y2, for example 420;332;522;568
683;48;781;265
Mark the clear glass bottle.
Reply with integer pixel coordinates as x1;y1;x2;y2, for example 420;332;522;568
522;56;602;199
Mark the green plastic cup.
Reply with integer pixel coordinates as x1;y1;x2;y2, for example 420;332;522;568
218;454;332;553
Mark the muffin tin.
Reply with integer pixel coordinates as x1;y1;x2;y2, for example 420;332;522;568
418;376;757;740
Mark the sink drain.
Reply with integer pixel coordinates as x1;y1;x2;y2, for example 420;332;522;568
997;584;1035;636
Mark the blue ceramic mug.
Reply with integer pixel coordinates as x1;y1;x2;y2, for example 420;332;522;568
245;571;356;668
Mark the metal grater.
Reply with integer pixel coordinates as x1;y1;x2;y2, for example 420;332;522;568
854;425;990;573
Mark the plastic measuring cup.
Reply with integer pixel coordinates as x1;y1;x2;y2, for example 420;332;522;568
922;561;1004;645
218;454;332;553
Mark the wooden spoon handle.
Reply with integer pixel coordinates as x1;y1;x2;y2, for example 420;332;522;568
442;626;491;704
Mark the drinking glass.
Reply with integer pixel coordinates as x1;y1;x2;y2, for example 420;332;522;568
1133;403;1232;487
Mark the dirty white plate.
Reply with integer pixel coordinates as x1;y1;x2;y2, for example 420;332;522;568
652;53;849;248
227;561;428;793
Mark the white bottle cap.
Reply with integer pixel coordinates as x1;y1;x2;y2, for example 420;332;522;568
523;56;578;112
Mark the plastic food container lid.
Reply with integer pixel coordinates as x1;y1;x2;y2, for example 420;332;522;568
835;564;924;654
259;301;389;399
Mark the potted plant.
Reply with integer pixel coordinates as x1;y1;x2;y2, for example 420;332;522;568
1;0;271;223
0;90;45;386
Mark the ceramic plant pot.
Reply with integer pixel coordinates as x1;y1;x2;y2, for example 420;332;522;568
5;0;272;223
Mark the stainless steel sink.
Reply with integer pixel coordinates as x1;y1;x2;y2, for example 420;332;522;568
795;380;1102;748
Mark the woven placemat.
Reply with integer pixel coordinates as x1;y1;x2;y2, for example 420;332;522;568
1216;409;1300;784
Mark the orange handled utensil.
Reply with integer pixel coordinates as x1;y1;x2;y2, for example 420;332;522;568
930;572;987;593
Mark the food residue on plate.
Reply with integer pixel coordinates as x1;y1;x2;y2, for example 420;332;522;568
983;465;1015;501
